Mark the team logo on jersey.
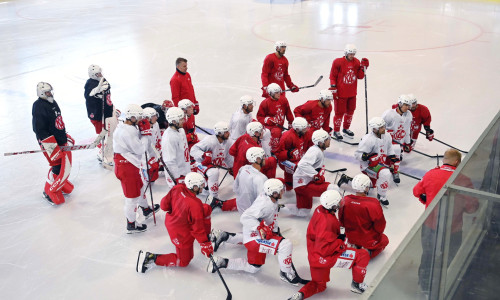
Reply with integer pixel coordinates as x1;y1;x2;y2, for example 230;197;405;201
380;181;389;189
210;184;219;193
312;114;324;129
274;65;284;82
394;124;406;140
275;107;284;125
319;257;327;264
90;113;94;118
106;94;112;106
343;69;357;84
55;115;65;130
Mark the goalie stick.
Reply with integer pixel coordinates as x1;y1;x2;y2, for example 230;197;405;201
419;132;468;154
283;75;323;92
4;130;107;156
209;254;232;300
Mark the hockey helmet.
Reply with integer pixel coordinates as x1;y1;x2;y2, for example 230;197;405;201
185;172;205;190
344;44;357;56
214;121;229;136
178;99;194;110
319;89;333;101
267;83;282;96
246;147;266;164
166;107;184;123
351;174;371;193
368;117;386;130
292;117;308;131
312;129;330;146
246;121;263;137
88;64;102;80
264;178;284;197
320;190;342;210
37;82;54;102
240;95;255;107
125;104;143;120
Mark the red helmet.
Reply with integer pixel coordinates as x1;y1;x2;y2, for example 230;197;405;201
162;100;174;111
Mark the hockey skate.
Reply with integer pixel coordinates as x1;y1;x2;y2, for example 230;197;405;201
287;292;304;300
337;174;352;188
127;221;147;234
392;172;400;184
332;131;343;140
142;204;160;220
209;229;233;252
206;256;228;273
343;128;355;139
136;250;157;273
377;194;389;207
351;280;368;294
42;192;56;206
280;270;302;286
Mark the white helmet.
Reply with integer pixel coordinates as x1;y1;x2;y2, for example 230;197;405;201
320;190;342;210
143;107;158;119
344;44;357;56
125;104;143;120
178;99;194;110
185;172;205;190
351;174;371;193
397;94;412;106
263;178;284;197
312;129;330;146
37;82;54;102
214;121;229;136
166;107;185;123
292;117;308;131
319;89;333;101
407;94;417;105
275;41;287;49
246;147;265;164
240;95;255;107
88;64;102;80
246;121;263;137
267;83;282;96
368;117;386;130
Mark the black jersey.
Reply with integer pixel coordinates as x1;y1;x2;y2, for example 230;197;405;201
32;98;67;145
84;78;114;121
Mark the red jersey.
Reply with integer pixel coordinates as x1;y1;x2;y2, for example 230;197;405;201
339;194;386;247
275;129;306;163
306;206;346;268
229;133;261;177
256;94;294;129
261;53;293;93
170;70;198;107
329;57;365;98
160;183;211;245
293;100;332;132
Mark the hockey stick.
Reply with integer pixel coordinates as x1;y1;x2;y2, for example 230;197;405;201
218;170;229;186
144;152;156;225
325;168;347;173
364;66;368;134
419;132;468;154
4;130;107;156
283;75;323;92
195;125;213;135
209;255;232;300
399;171;421;181
394;141;443;159
158;155;177;185
330;136;359;146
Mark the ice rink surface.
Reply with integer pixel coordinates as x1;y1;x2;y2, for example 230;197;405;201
1;0;500;299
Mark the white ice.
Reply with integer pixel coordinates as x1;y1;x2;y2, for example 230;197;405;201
1;0;499;299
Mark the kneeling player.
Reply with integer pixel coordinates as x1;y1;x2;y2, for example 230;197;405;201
287;190;370;300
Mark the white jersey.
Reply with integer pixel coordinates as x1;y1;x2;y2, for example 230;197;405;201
113;123;145;168
240;193;279;244
151;122;162;154
234;165;268;214
229;108;252;144
161;127;190;179
382;108;412;144
190;135;233;168
354;132;395;170
293;145;324;188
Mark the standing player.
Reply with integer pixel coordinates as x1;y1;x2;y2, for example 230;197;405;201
137;172;213;272
339;117;396;206
170;57;200;114
293;89;333;133
228;95;255;144
329;44;369;140
408;94;434;150
257;83;294;153
207;179;308;286
84;64;119;167
287;190;370;300
275;117;310;191
113;104;156;233
382;95;413;183
261;41;299;97
178;99;199;150
161;107;190;187
33;82;74;205
339;174;389;258
284;129;339;217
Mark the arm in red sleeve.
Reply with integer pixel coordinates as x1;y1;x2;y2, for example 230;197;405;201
229;137;240;157
356;60;365;80
160;190;173;213
315;222;346;258
413;177;426;199
421;105;432;127
256;101;268;125
293;103;307;118
275;134;292;161
188;202;210;244
323;107;332;132
261;56;273;87
170;77;181;105
329;59;339;86
284;99;294;123
369;204;386;234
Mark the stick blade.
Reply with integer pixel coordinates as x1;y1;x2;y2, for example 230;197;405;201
313;75;323;87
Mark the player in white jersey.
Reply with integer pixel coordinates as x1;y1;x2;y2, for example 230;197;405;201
113;105;156;233
381;95;413;183
229;95;255;144
207;179;308;286
161;107;190;187
337;117;397;206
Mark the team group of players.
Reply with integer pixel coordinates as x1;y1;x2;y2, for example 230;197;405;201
31;41;437;299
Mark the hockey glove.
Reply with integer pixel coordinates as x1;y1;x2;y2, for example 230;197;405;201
368;155;379;168
387;155;399;163
361;152;377;161
329;86;339;100
361;58;369;69
176;175;185;184
313;174;325;184
200;241;214;258
264;117;276;126
99;79;110;92
138;119;152;136
261;86;269;98
66;133;75;146
193;103;200;115
402;143;412;153
41;136;61;162
201;151;213;166
290;84;299;93
257;220;273;240
419;194;427;205
287;148;300;161
424;126;434;141
115;108;121;118
337;233;346;241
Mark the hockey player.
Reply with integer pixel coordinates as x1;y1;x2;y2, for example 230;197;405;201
329;44;369;140
170;57;200;114
137;172;213;272
114;104;157;233
382;95;413;183
284;129;339;217
340;117;396;206
161;107;190;187
229;122;277;179
287;190;370;299
408;94;433;150
84;64;119;167
190;121;236;211
32;82;74;205
228;95;255;144
140;107;161;183
339;174;389;258
178;99;199;150
207;179;308;286
293;89;333;133
275;117;310;191
256;83;294;153
261;41;299;97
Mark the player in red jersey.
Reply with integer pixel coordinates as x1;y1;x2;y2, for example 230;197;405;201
293;89;333;133
170;57;199;114
261;41;299;97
